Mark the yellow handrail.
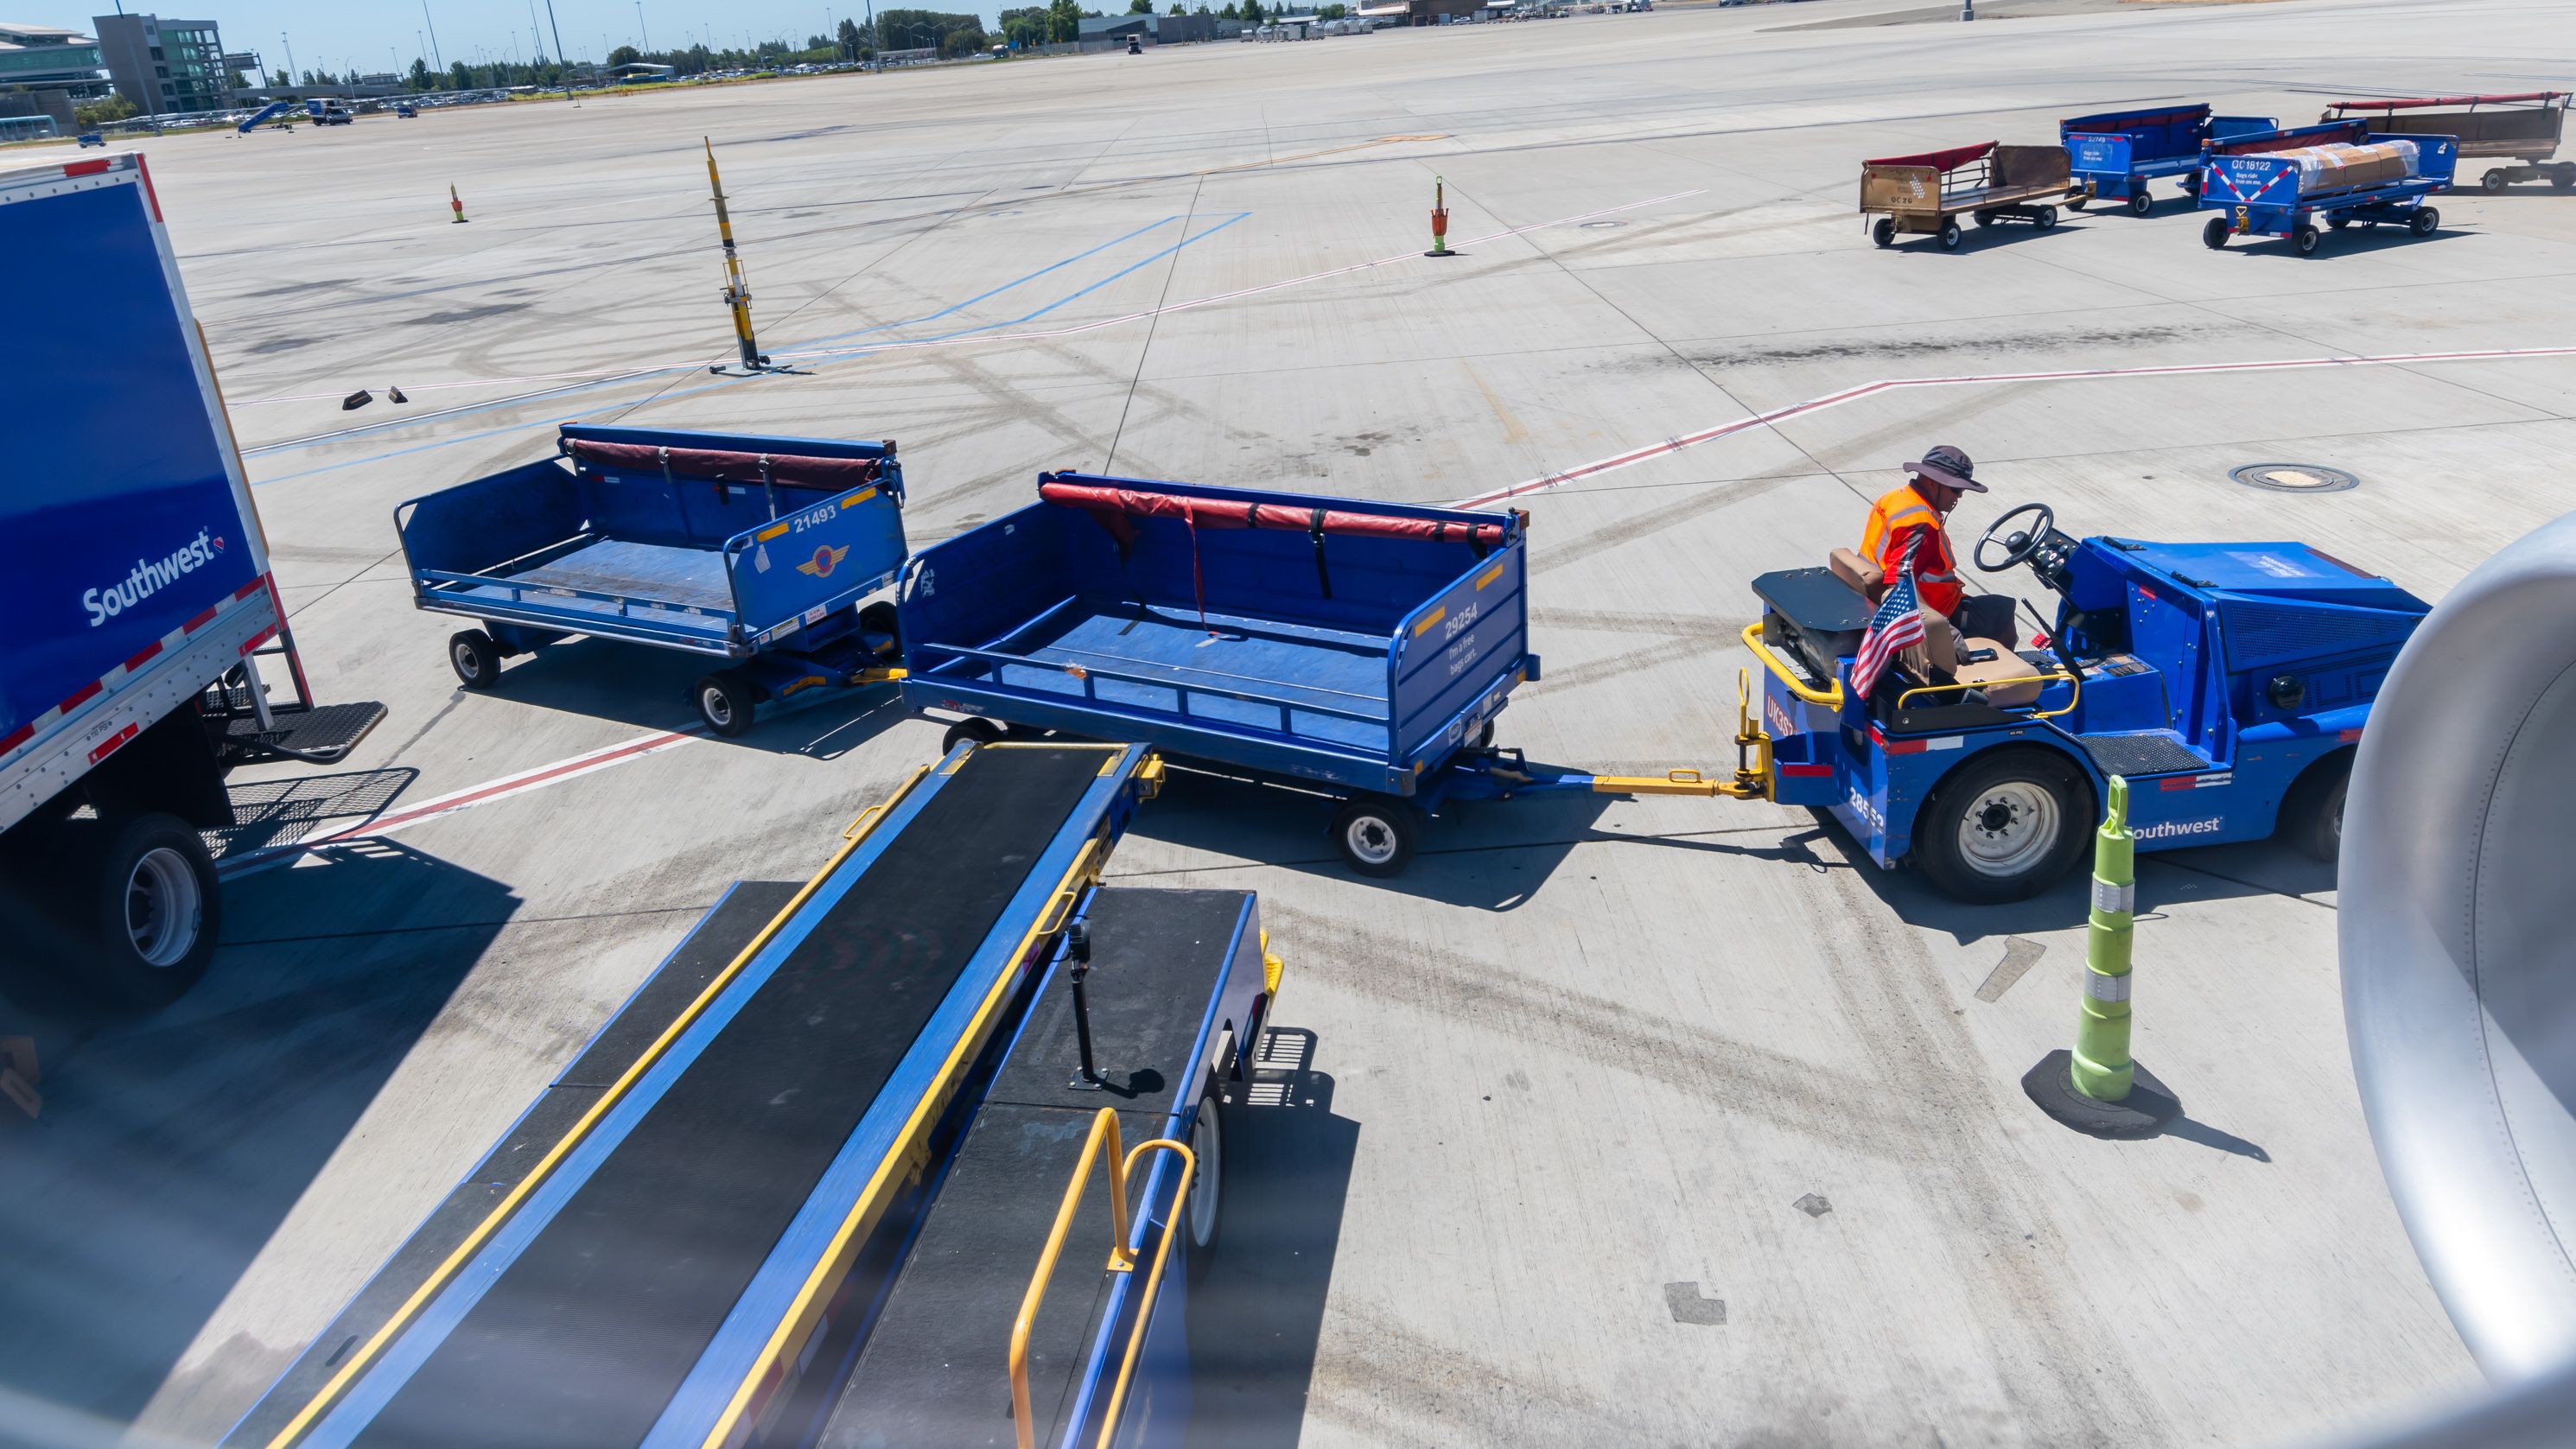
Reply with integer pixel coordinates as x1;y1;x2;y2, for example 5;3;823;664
1741;622;1844;709
1893;664;2083;721
1008;1108;1196;1449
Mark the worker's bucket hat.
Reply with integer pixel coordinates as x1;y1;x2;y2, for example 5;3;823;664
1905;444;1987;493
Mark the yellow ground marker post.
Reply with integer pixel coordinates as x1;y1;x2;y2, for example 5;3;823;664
703;139;781;375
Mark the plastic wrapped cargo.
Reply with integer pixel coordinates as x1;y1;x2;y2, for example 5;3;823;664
2269;139;2421;194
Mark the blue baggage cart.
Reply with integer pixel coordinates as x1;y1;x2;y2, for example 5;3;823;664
2195;118;2458;256
2061;104;2276;214
897;473;1555;874
397;423;908;735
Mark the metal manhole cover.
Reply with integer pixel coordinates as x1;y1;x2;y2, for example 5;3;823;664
2229;463;2358;493
1579;219;1628;229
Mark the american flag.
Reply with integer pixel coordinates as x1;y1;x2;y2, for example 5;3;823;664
1852;535;1927;698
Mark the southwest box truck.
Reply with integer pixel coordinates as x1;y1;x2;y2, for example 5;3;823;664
0;152;380;1007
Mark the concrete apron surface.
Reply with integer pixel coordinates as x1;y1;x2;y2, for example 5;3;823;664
8;0;2574;1443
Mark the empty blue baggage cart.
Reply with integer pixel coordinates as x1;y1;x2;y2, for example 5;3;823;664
897;473;1541;874
397;423;908;735
2062;104;2276;214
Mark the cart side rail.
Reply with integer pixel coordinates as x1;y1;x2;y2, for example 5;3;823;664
396;457;590;588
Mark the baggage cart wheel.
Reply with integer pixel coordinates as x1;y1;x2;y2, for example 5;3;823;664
1477;718;1497;748
1936;218;1962;251
2409;206;2439;237
2555;171;2574;193
2483;168;2509;194
2292;223;2323;257
1971;209;1995;229
448;629;503;690
1184;1090;1227;1284
2201;217;2229;251
1332;797;1419;877
2126;189;2153;218
73;813;221;1008
694;671;760;737
2178;174;2199;199
1915;749;2089;904
941;716;1004;754
2066;194;2089;211
2327;214;2351;231
2035;206;2059;230
857;600;901;657
2278;753;2350;864
1870;217;1896;249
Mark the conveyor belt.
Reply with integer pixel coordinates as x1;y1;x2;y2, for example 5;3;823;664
245;742;1152;1449
816;888;1258;1449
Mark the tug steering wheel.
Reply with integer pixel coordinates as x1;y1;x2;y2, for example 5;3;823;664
1975;503;2056;575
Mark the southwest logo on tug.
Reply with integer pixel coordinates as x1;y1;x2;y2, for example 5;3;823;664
81;529;223;626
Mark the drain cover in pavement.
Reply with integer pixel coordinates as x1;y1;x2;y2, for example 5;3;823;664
2229;463;2358;493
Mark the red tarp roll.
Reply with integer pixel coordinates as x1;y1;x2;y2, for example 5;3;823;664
565;438;880;489
2326;92;2567;112
1038;480;1506;548
1863;141;1994;173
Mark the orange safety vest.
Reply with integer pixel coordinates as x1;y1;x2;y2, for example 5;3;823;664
1859;482;1964;615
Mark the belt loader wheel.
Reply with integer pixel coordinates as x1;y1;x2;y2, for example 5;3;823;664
1916;749;2089;904
1184;1091;1226;1284
1332;797;1419;877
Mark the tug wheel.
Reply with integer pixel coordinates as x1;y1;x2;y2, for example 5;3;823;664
1916;750;2090;904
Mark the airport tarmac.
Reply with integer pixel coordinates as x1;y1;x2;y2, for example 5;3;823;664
7;0;2576;1443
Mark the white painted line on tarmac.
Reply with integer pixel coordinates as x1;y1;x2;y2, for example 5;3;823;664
1450;344;2576;508
216;727;700;880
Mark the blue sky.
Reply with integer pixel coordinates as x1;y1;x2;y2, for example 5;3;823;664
67;0;1006;79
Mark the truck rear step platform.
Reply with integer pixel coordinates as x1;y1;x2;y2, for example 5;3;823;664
230;741;1154;1449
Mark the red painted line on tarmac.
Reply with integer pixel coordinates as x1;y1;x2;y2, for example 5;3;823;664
1451;344;2576;508
215;727;700;879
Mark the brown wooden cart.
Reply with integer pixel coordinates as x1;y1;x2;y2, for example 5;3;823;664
1860;142;2077;250
2324;92;2572;194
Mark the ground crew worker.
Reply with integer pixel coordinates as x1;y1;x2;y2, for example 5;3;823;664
1860;444;2019;643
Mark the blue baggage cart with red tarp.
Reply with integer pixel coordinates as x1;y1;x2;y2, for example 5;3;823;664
396;423;910;737
2061;103;2277;214
2193;118;2458;256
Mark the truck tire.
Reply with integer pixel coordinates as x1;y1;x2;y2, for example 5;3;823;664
1184;1091;1226;1284
82;813;220;1007
449;629;503;690
2279;753;2350;863
1916;749;2091;904
2202;217;2230;250
1332;797;1418;877
2127;189;2153;217
693;671;759;737
941;716;1003;754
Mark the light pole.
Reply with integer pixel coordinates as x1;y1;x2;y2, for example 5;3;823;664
636;0;652;53
419;1;442;73
543;0;576;103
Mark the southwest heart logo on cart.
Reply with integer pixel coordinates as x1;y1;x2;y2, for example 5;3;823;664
795;544;849;578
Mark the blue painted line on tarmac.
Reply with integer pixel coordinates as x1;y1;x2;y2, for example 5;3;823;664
244;213;1188;464
247;211;1250;487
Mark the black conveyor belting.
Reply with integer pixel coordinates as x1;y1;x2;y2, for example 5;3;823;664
817;888;1250;1449
347;747;1110;1449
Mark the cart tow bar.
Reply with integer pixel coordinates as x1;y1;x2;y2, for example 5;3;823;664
1584;670;1772;799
